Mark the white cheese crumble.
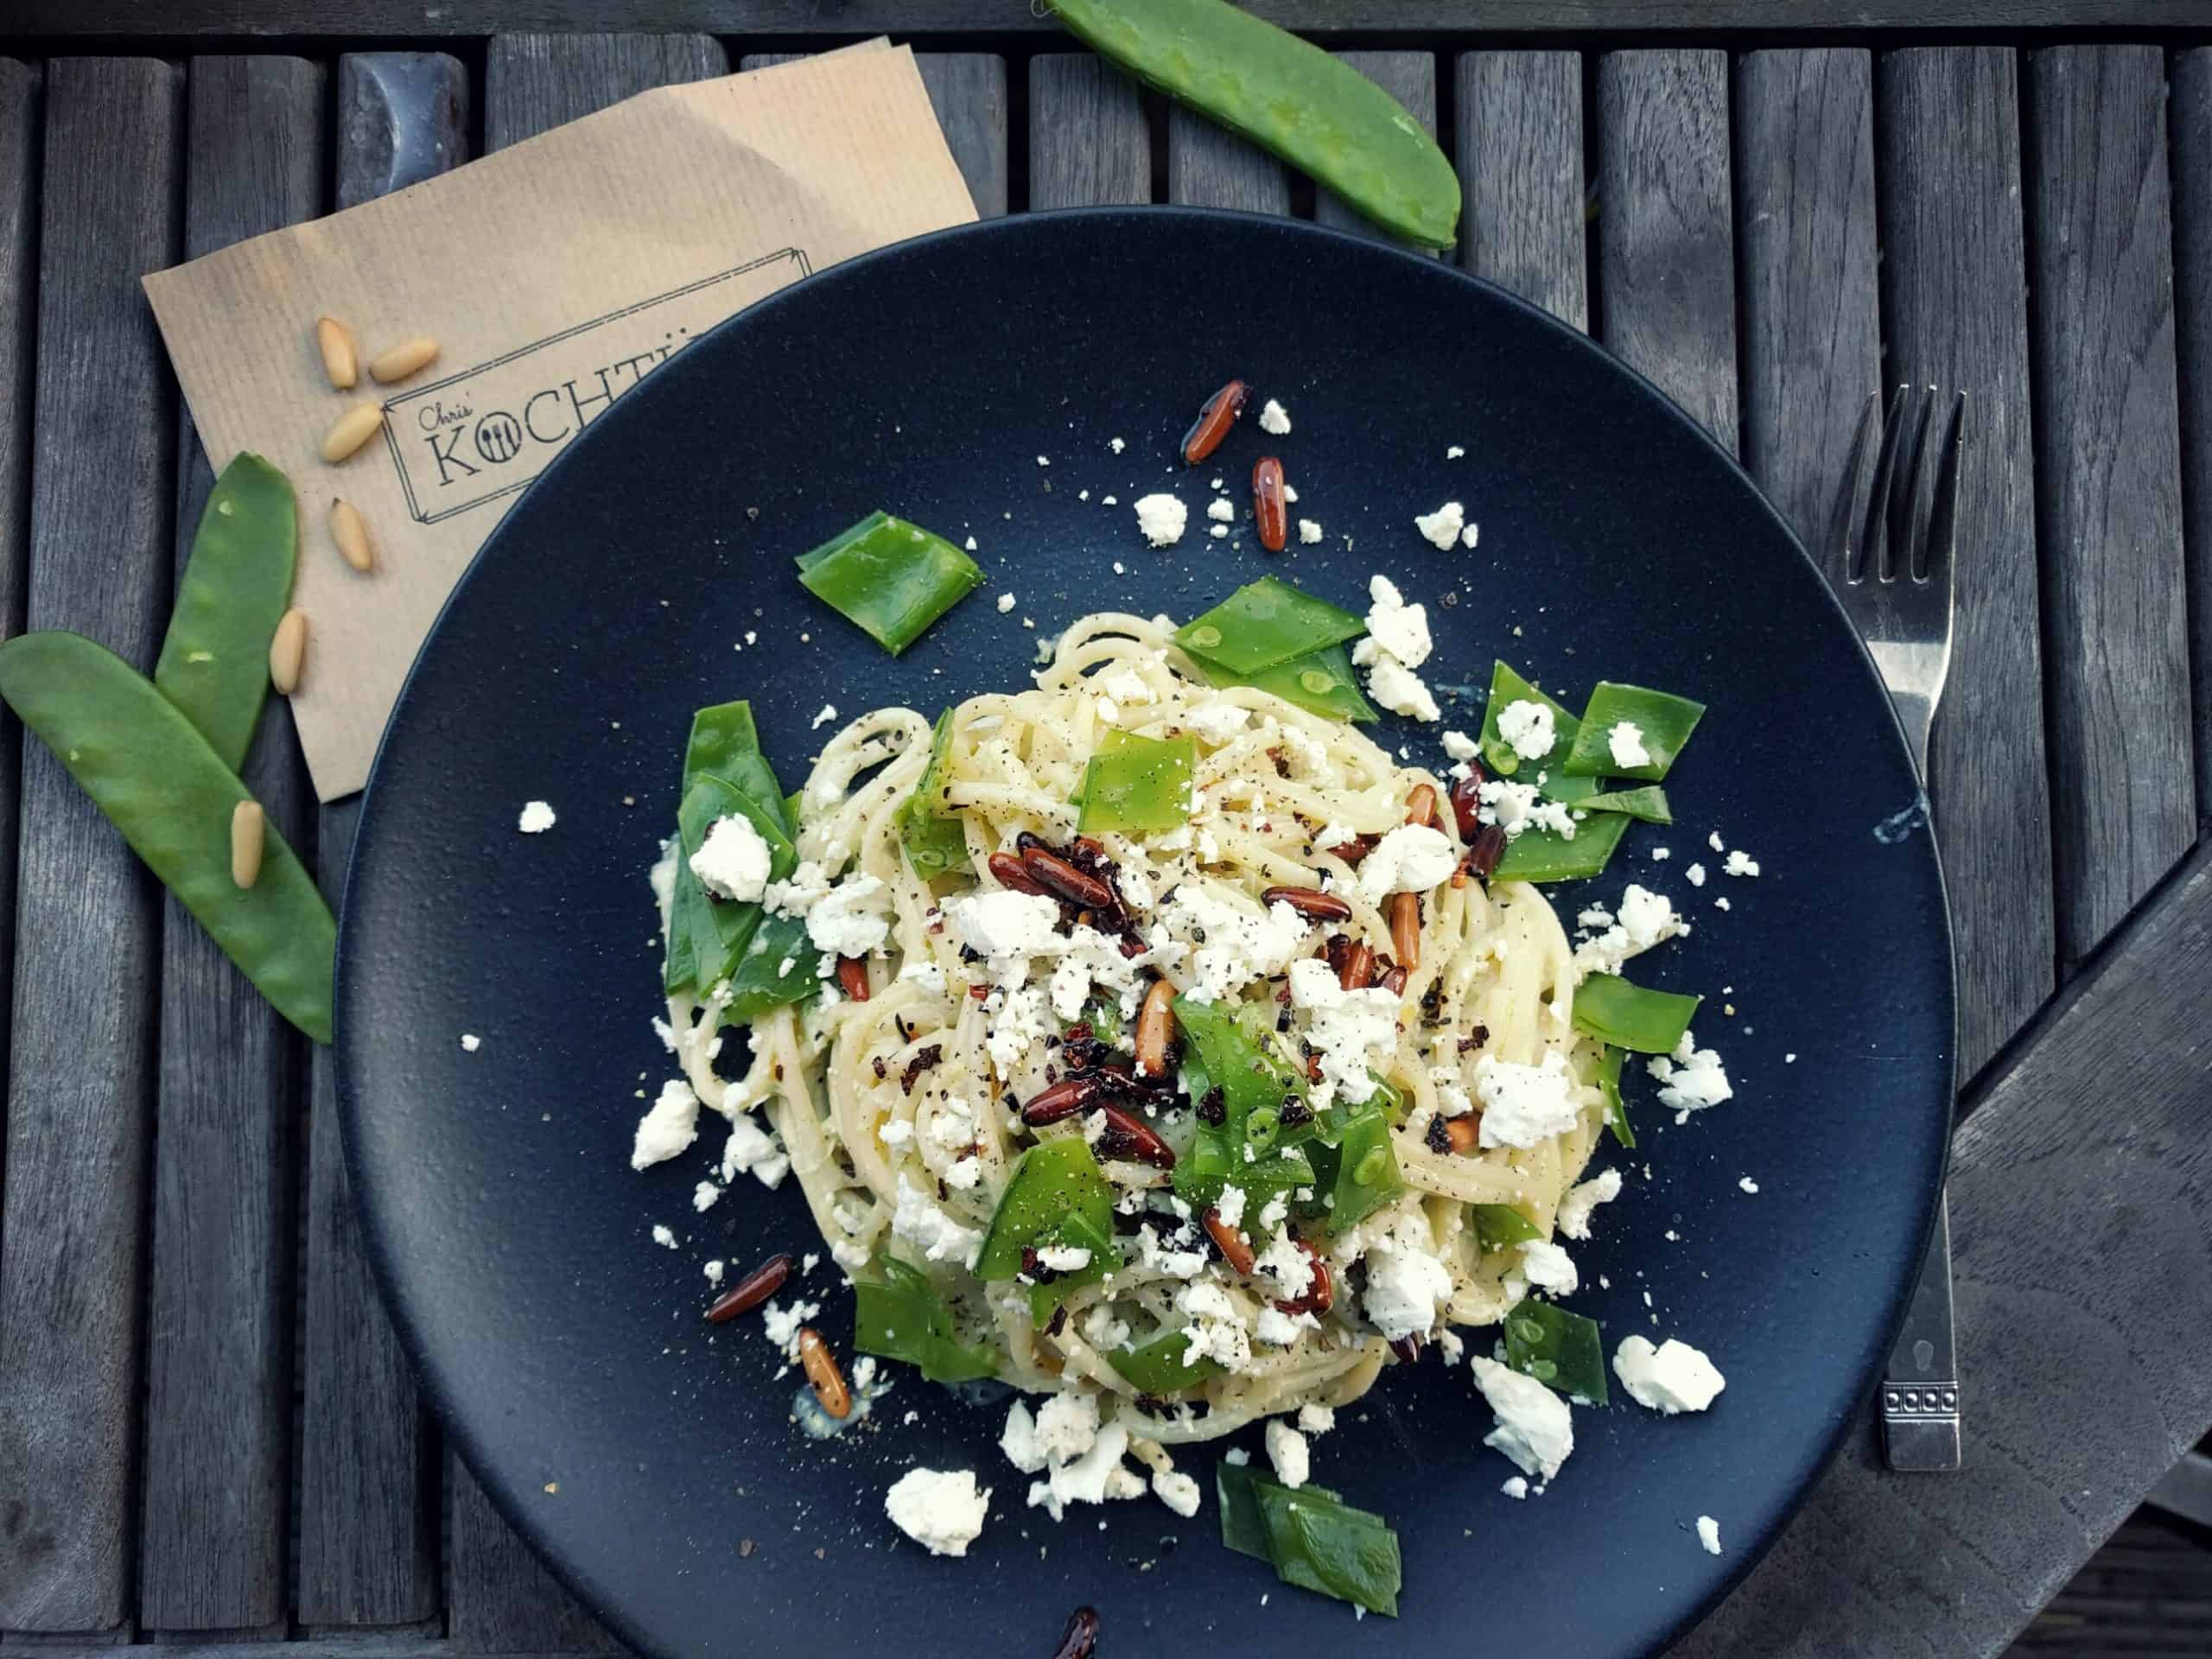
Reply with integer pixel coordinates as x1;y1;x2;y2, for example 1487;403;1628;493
1258;397;1292;435
1441;728;1479;761
692;1180;721;1212
1472;1052;1580;1148
1359;649;1440;721
1360;1217;1453;1341
1414;499;1465;551
806;874;894;958
1613;1335;1726;1413
517;800;556;834
1036;1244;1092;1273
1446;444;1466;460
1573;883;1688;976
810;703;838;730
1185;702;1249;743
1153;1469;1203;1517
460;1033;480;1052
651;1224;677;1249
719;1115;790;1188
1496;699;1557;760
1738;1176;1760;1195
1687;862;1707;887
948;889;1062;967
884;1467;991;1557
1555;1168;1624;1240
1518;1237;1579;1295
893;1173;983;1268
1697;1515;1723;1554
1109;436;1126;453
1134;493;1188;547
1502;1476;1529;1499
1206;497;1236;524
997;593;1016;613
690;813;771;902
1363;575;1433;668
1645;1032;1732;1113
1471;1356;1573;1480
1264;1421;1310;1490
1723;849;1761;878
1287;959;1398;1107
1355;822;1457;902
1298;518;1324;544
1161;885;1304;1005
1298;1403;1336;1436
1175;1281;1253;1371
1608;721;1652;769
631;1078;700;1170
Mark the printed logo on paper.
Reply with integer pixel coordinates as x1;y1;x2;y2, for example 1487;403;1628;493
381;248;811;524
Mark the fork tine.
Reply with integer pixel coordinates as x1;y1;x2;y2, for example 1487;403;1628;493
1860;385;1913;582
1830;391;1882;584
1890;385;1936;577
1916;391;1966;587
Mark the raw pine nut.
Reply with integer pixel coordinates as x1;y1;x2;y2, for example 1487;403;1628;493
1134;979;1175;1077
328;499;374;572
269;608;307;694
1388;891;1421;974
368;335;439;384
314;316;358;390
1252;456;1287;551
231;799;265;889
1203;1207;1256;1274
1180;378;1248;465
706;1252;792;1323
320;401;385;463
797;1326;852;1420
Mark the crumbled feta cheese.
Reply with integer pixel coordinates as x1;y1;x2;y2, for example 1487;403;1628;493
1497;699;1557;761
1472;1052;1580;1148
1518;1237;1579;1295
689;814;772;901
1027;1420;1135;1520
1258;397;1292;435
1298;518;1323;544
1215;1185;1248;1230
1036;1244;1092;1273
1613;1335;1726;1413
1471;1357;1574;1480
1253;1227;1317;1301
760;1296;819;1356
1697;1515;1722;1554
1253;1306;1306;1346
1709;830;1726;852
997;593;1016;613
1738;1176;1760;1195
1208;524;1229;540
1608;721;1652;769
948;889;1063;966
517;800;556;834
1185;702;1249;743
461;1033;481;1052
1109;436;1126;454
986;984;1052;1072
1161;886;1304;1005
1001;1402;1046;1473
1414;499;1465;551
1723;849;1760;878
1360;1217;1453;1341
651;1224;677;1249
1573;884;1688;976
692;1180;721;1212
1080;1304;1130;1353
805;874;893;958
704;1259;725;1284
1357;645;1440;721
1645;1033;1732;1113
1446;444;1466;460
1175;1281;1252;1371
1287;959;1397;1106
879;1117;914;1148
1298;1403;1336;1436
1264;1421;1310;1490
1206;497;1236;524
1135;493;1188;547
1502;1476;1529;1499
1153;1468;1203;1517
1356;823;1457;903
885;1467;991;1556
1363;575;1433;668
810;703;838;730
1035;1391;1101;1465
719;1115;789;1188
1555;1168;1624;1240
1687;862;1707;887
1441;728;1479;762
631;1078;701;1170
893;1173;983;1268
763;858;834;919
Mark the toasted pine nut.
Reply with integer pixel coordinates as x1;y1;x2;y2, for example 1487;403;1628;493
368;335;439;384
319;401;385;463
1252;455;1287;552
269;607;307;695
1020;847;1114;908
797;1326;851;1419
1135;979;1175;1077
1020;1073;1103;1126
1181;378;1249;465
1274;1238;1332;1316
1445;1116;1480;1154
987;850;1048;894
231;799;265;889
315;316;358;390
1447;771;1486;838
1262;884;1352;921
1388;891;1421;974
1094;1103;1176;1169
328;499;374;572
1405;783;1439;829
836;957;871;1001
706;1252;792;1323
1338;940;1373;993
1203;1207;1256;1274
1051;1607;1101;1659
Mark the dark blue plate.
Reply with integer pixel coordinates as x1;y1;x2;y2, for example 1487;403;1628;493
337;208;1952;1659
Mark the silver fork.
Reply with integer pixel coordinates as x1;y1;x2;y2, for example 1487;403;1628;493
1827;383;1966;1472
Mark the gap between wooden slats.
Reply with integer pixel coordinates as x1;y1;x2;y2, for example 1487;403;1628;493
1027;54;1148;211
0;61;36;1258
741;53;1007;219
2181;52;2212;835
1878;48;2055;1084
0;56;181;1639
2024;46;2191;976
1313;53;1434;250
137;53;322;1638
295;52;469;1633
1593;49;1737;452
1453;52;1586;332
450;35;726;1656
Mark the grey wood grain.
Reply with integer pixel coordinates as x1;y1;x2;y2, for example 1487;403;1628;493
2165;52;2211;829
1027;54;1149;211
0;55;182;1635
1734;50;1879;556
17;0;2212;34
1168;100;1288;216
1878;48;2055;1084
1675;836;2212;1659
137;54;322;1636
2024;45;2192;972
1594;50;1737;450
916;55;1007;219
1453;51;1586;332
296;51;469;1630
448;1461;622;1655
0;61;38;1227
1314;52;1434;248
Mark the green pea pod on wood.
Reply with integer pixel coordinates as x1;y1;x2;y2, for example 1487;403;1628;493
155;453;296;772
0;631;335;1044
1048;0;1461;250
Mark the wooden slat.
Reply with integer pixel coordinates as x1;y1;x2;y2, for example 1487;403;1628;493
2026;45;2193;970
1167;101;1287;215
1593;49;1736;450
2183;51;2212;830
0;55;182;1634
1313;52;1434;246
1026;54;1149;211
1878;47;2055;1082
1733;50;1878;558
296;51;469;1631
0;60;37;1224
1453;51;1586;331
915;55;1007;218
137;54;323;1635
445;36;729;1652
1673;836;2212;1659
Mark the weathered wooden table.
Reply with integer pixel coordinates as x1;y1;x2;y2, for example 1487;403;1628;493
0;5;2209;1656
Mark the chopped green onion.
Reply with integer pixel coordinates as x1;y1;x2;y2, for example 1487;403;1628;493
1490;810;1630;884
1562;682;1707;779
1108;1331;1224;1395
1217;1462;1402;1617
795;510;983;655
1076;729;1197;836
974;1137;1115;1280
1472;1203;1543;1251
1573;972;1701;1053
854;1255;1000;1383
1575;785;1673;824
1173;576;1364;675
1504;1300;1610;1404
1599;1045;1634;1148
899;707;970;876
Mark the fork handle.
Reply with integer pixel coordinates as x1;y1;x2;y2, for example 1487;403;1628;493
1881;1192;1961;1471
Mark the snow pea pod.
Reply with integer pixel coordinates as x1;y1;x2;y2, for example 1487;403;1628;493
1175;575;1363;677
154;453;296;772
0;631;334;1043
1571;970;1700;1054
1049;0;1459;251
1561;681;1707;780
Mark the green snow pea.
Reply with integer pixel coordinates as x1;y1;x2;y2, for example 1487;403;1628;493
1478;661;1599;806
975;1136;1116;1280
1490;810;1629;884
154;453;296;772
853;1255;1000;1383
1599;1044;1634;1149
1217;1462;1402;1616
0;631;334;1043
1572;971;1700;1055
1175;576;1365;676
664;779;764;994
1472;1202;1543;1252
1575;784;1673;824
1187;639;1379;724
1322;1105;1401;1234
1109;1330;1224;1394
1026;1209;1123;1325
1076;729;1196;836
1562;681;1707;780
717;910;817;1022
795;510;983;655
1173;994;1299;1131
1504;1300;1609;1404
682;699;760;789
899;707;970;877
1050;0;1459;251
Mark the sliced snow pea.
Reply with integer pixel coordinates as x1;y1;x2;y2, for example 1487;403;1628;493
1049;0;1459;251
1562;682;1707;780
1599;1044;1635;1149
664;779;763;995
1472;1203;1543;1252
1217;1461;1402;1617
899;707;970;877
1240;642;1379;723
1173;994;1297;1131
0;631;334;1043
853;1255;1000;1383
975;1136;1116;1280
1076;728;1197;835
1109;1330;1224;1394
1175;576;1365;676
154;453;296;772
1490;810;1629;885
1322;1105;1401;1235
1478;660;1602;804
1504;1300;1609;1404
1576;784;1672;824
795;510;983;655
1572;971;1700;1054
718;910;817;1022
682;698;760;787
1026;1209;1123;1325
